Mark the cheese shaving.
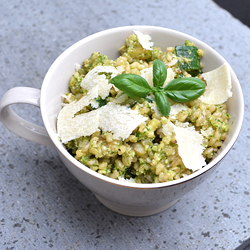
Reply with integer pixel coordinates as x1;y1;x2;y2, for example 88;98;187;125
57;92;148;143
61;94;72;103
80;66;120;99
200;63;232;104
112;94;128;104
98;102;148;140
163;68;175;87
169;103;187;115
134;30;153;50
140;67;153;87
162;121;206;171
174;124;205;171
162;121;175;136
89;99;99;109
57;88;99;143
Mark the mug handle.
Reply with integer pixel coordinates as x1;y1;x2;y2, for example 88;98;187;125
0;87;53;147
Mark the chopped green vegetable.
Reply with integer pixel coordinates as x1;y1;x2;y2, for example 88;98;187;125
178;61;184;78
90;97;108;110
175;44;202;76
96;97;107;107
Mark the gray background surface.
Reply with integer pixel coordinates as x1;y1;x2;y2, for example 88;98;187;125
0;0;249;249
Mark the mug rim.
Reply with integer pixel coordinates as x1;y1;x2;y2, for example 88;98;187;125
40;25;244;189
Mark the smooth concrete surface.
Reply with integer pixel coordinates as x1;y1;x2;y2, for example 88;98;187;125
0;0;249;249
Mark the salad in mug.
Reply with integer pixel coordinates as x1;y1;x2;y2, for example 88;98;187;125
57;31;232;183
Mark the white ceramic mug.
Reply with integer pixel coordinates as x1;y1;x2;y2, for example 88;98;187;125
0;26;244;216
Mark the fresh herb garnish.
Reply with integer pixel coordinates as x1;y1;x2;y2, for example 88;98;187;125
110;73;152;98
110;59;206;116
154;90;171;117
163;77;206;103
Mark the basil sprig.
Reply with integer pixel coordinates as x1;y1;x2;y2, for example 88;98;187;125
110;59;206;116
109;73;152;98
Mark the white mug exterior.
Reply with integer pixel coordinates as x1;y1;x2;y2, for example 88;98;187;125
0;87;53;147
0;26;244;216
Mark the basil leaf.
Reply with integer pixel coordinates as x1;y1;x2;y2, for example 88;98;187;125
154;91;171;117
164;77;206;103
110;74;152;98
153;59;167;89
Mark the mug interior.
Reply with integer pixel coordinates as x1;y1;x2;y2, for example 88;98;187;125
40;26;244;188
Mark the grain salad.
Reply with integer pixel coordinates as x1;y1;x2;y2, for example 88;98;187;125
57;31;232;183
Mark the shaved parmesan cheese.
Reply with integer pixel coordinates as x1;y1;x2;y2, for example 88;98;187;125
98;102;148;140
174;125;205;171
61;94;72;103
162;121;175;136
89;99;99;109
112;94;128;104
169;103;187;115
57;88;99;143
134;30;153;50
140;67;153;87
200;63;232;104
80;66;120;99
162;121;206;171
57;91;147;143
140;67;175;88
163;68;175;87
